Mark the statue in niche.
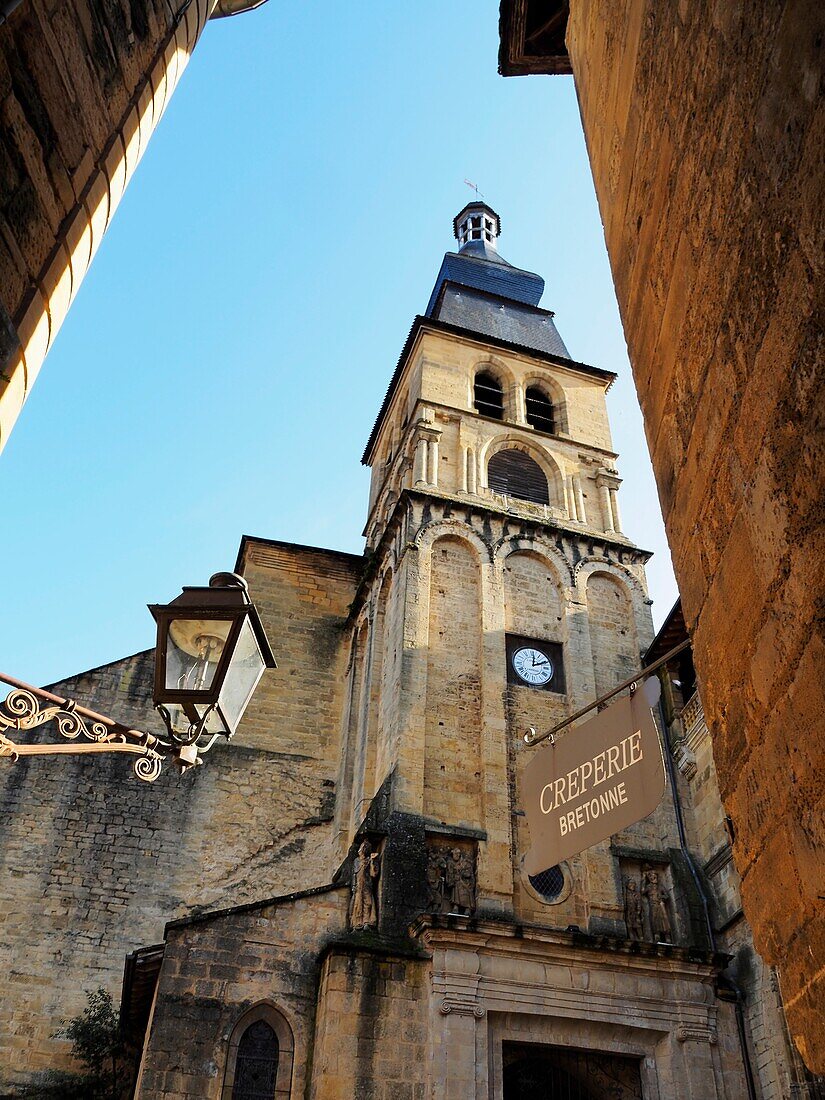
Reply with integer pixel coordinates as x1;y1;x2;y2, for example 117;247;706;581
445;847;476;915
642;867;672;942
349;839;380;931
426;849;447;913
623;877;644;941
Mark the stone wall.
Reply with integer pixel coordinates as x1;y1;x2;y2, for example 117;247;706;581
135;886;351;1098
0;0;219;452
559;0;825;1070
0;538;360;1091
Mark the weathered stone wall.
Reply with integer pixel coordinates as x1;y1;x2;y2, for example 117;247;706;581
0;0;219;452
0;539;360;1091
423;534;483;828
563;0;825;1068
672;690;810;1098
135;886;351;1098
311;949;429;1099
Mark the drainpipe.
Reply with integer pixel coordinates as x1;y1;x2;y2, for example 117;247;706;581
656;672;759;1100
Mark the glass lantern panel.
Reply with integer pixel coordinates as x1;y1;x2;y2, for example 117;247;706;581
164;617;234;693
219;617;266;732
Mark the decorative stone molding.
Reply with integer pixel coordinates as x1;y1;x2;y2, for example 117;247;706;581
439;998;485;1018
672;738;698;780
676;1024;718;1045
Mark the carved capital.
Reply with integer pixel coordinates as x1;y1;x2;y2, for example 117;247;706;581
439;999;485;1018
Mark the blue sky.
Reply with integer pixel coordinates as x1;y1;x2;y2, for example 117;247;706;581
0;2;677;687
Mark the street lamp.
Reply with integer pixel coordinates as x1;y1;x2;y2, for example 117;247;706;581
149;572;276;765
0;572;275;782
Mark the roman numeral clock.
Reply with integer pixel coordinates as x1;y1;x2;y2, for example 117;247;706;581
505;635;566;693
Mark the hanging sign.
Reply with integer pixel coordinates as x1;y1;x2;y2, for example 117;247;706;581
522;678;665;874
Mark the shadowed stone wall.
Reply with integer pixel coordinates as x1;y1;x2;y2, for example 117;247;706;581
0;539;360;1091
501;0;824;1070
0;0;214;452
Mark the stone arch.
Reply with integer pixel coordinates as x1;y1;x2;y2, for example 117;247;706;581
424;533;483;828
415;519;493;563
585;569;639;697
502;548;565;639
574;557;647;601
520;371;569;434
480;432;566;510
469;355;518;421
495;534;575;589
221;1001;295;1099
373;568;397;794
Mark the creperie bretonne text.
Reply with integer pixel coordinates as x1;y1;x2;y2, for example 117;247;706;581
539;730;643;836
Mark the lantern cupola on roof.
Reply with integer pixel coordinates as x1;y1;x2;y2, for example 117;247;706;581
453;201;502;254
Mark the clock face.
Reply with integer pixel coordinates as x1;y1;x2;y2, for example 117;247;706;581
512;646;554;686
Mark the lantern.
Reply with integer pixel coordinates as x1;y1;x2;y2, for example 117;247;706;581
149;572;275;751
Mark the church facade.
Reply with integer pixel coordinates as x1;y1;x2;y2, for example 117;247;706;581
0;206;807;1097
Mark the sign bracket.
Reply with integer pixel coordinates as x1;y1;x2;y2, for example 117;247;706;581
524;639;691;747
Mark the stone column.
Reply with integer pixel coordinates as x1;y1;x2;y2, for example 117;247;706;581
574;476;587;524
600;482;615;532
610;488;623;534
429;436;439;487
414;437;429;484
596;468;623;535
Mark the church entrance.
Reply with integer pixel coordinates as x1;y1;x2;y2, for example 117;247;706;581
502;1042;643;1100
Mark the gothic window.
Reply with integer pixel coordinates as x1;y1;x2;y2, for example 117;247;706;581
231;1021;279;1100
488;450;549;505
525;386;555;434
474;371;504;419
223;1004;294;1100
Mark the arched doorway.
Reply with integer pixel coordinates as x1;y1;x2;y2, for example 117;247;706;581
503;1044;643;1100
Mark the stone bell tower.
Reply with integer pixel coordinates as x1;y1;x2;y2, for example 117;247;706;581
342;202;659;932
123;207;782;1099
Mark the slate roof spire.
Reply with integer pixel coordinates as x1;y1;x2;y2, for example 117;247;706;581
423;203;571;361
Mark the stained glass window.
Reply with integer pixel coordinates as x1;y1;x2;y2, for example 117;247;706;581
231;1019;279;1100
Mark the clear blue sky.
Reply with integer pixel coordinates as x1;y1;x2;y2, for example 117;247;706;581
0;2;677;688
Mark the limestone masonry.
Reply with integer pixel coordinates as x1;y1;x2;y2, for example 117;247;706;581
1;206;818;1097
499;0;825;1071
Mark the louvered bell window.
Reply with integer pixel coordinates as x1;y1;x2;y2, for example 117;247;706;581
473;372;504;419
232;1020;279;1100
488;450;549;505
525;386;555;434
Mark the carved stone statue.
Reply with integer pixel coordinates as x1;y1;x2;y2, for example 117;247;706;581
445;847;475;915
426;849;447;913
349;839;380;930
642;868;672;941
623;877;644;941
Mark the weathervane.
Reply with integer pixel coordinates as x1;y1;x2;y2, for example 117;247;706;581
463;178;484;201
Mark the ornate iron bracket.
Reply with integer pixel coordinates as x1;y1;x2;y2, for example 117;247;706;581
0;673;165;782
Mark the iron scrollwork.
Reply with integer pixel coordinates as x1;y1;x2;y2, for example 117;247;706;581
0;676;164;782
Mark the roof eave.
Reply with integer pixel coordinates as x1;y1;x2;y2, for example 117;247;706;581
361;316;616;466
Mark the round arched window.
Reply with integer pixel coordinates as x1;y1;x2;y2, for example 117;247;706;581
474;372;504;419
488;449;549;505
525;386;555;434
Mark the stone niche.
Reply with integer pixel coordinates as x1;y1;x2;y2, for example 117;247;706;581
424;836;478;917
617;852;680;945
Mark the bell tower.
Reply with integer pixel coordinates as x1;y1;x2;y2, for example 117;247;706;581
341;206;661;934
